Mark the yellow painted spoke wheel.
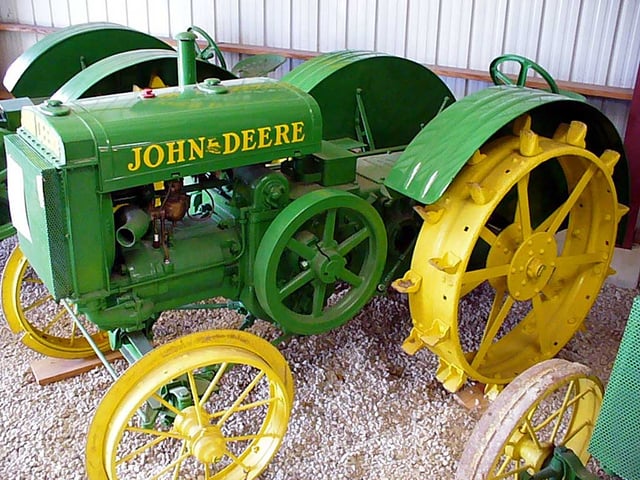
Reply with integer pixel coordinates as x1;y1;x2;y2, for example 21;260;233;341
1;246;110;358
86;330;294;480
456;359;603;479
398;119;627;391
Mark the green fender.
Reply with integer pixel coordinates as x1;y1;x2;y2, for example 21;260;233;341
384;86;629;212
3;22;173;98
283;50;454;149
52;49;236;102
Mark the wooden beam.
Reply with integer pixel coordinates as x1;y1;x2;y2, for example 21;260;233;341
0;22;633;101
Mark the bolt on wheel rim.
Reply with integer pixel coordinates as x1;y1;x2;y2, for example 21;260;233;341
456;359;603;479
86;330;294;480
1;246;110;358
398;119;626;390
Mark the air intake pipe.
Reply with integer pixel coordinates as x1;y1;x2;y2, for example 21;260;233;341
116;207;151;247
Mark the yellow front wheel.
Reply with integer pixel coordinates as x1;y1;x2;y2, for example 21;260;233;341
398;119;626;391
456;359;603;479
86;330;294;480
1;246;110;358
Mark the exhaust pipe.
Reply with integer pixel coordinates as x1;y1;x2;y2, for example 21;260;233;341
175;31;197;88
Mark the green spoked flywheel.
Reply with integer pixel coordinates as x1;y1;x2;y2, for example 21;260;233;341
254;189;387;335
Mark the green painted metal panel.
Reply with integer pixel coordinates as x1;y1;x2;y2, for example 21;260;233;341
283;50;454;149
3;22;173;98
590;295;640;479
4;134;73;298
53;49;236;103
384;86;629;210
25;78;322;192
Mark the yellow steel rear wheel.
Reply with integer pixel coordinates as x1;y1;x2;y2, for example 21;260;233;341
86;330;294;480
456;359;603;479
1;246;110;358
397;119;627;391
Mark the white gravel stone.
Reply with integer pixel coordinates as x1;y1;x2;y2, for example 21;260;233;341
0;235;635;479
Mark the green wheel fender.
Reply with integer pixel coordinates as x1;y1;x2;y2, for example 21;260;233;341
384;86;630;236
254;189;387;335
283;51;454;150
3;22;173;98
52;49;236;102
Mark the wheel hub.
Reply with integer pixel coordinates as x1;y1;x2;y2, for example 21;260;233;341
507;232;557;300
174;406;227;463
313;247;347;283
505;430;554;471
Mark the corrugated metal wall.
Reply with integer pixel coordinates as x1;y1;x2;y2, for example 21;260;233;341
0;0;638;134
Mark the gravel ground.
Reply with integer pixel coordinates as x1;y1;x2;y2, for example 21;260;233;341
0;233;636;479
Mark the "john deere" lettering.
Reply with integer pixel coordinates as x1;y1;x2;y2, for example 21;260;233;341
127;121;305;172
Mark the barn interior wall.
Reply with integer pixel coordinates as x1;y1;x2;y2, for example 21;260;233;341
0;0;638;136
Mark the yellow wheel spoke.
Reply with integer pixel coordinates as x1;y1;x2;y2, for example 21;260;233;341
187;371;204;425
172;442;188;480
125;426;187;440
480;226;498;246
516;174;532;238
200;362;229;406
41;308;69;335
116;435;169;465
151;393;183;417
522;417;543;450
554;253;602;270
21;293;55;314
148;451;191;480
225;449;249;470
217;371;266;426
210;397;276;420
532;387;594;433
463;264;510;285
546;165;596;234
550;380;576;443
68;319;77;346
561;420;593;445
471;290;514;369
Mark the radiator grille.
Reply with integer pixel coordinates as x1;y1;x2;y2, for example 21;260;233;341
589;295;640;479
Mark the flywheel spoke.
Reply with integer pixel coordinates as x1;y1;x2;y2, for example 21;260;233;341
255;190;386;335
323;208;337;244
278;269;314;300
337;266;363;287
286;237;316;261
337;227;370;256
312;281;327;317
